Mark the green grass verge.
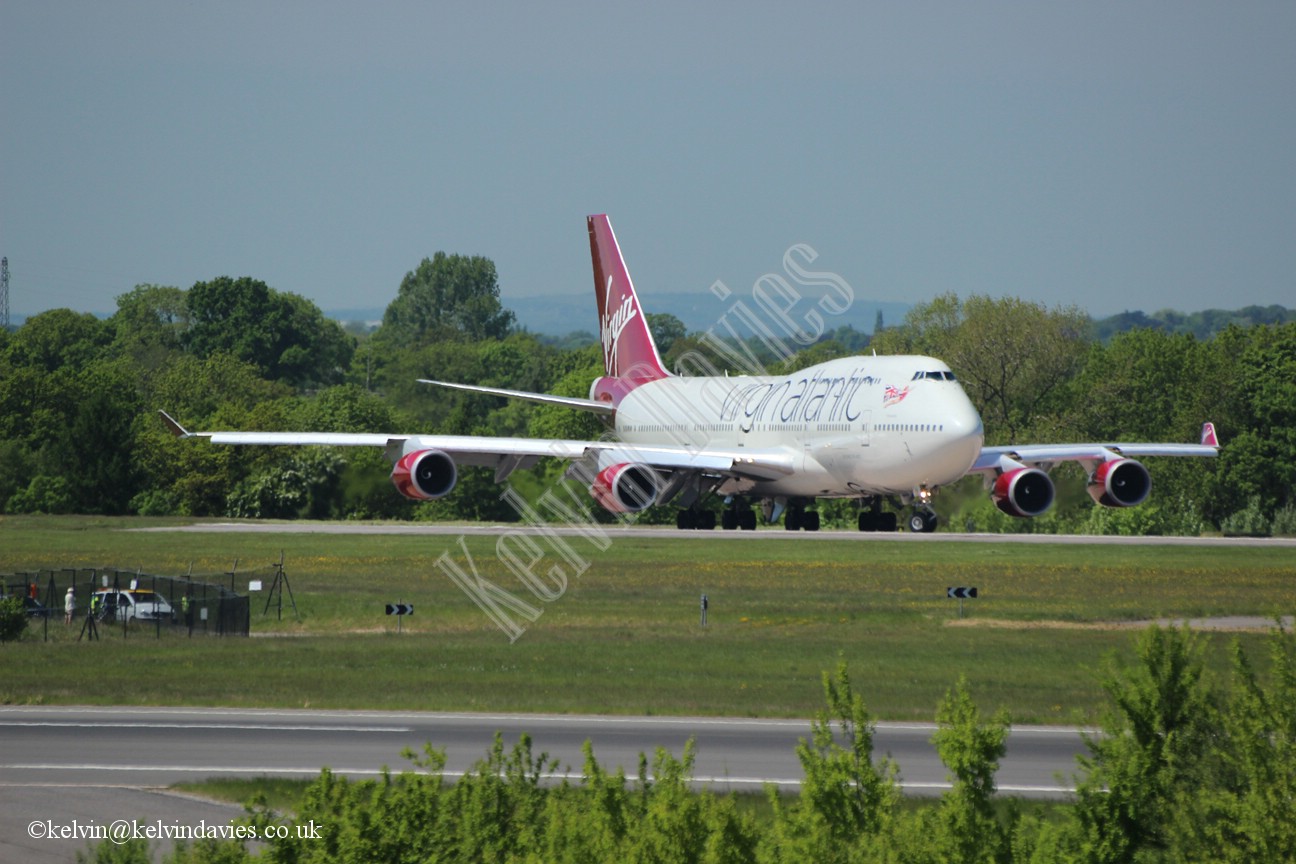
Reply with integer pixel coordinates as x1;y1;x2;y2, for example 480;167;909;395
4;516;1293;723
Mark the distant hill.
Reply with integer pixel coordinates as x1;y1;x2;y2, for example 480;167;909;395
501;290;911;340
1091;305;1296;342
342;297;1291;343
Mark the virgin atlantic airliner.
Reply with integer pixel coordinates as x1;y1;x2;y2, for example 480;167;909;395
162;215;1218;532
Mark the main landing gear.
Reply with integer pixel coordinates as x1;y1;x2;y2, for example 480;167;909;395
856;496;937;533
720;502;758;531
675;508;717;530
782;498;821;532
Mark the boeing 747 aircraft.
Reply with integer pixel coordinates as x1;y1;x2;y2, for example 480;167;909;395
162;214;1219;532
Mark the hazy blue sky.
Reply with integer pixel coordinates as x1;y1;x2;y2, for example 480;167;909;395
3;1;1293;324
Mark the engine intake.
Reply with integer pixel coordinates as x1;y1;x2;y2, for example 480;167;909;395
1088;458;1151;508
590;463;661;513
391;449;458;500
992;467;1055;518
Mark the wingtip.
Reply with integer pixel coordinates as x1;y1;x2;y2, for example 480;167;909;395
1201;421;1219;448
158;409;190;438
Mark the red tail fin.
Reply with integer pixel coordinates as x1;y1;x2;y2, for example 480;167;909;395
588;214;670;382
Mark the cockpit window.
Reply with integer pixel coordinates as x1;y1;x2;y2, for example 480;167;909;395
911;371;956;381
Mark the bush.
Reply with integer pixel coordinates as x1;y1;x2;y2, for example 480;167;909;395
5;475;76;514
1221;495;1271;537
1270;504;1296;537
0;595;29;642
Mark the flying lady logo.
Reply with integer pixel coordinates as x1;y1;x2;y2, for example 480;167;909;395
882;384;910;407
601;275;638;376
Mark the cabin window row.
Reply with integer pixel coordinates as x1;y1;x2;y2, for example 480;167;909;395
878;423;946;432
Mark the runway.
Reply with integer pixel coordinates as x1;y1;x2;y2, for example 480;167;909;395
1;706;1088;861
131;520;1296;547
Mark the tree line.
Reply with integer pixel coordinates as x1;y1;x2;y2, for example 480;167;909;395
2;255;1293;534
81;625;1296;863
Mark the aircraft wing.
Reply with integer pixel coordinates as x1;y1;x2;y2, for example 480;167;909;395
969;422;1220;473
158;411;794;481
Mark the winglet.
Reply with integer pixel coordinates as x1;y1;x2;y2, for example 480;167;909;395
1201;422;1219;448
158;410;192;438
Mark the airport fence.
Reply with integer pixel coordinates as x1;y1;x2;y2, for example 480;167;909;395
2;567;250;638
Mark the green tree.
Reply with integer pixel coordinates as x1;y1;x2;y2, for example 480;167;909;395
0;595;29;642
109;283;189;369
646;312;687;358
1210;322;1296;523
184;277;353;388
872;293;1090;443
1185;627;1296;861
772;339;848;375
381;253;515;346
762;660;899;860
922;677;1012;864
1072;626;1220;864
59;360;143;513
4;308;112;373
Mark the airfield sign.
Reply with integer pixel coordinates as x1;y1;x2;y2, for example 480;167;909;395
947;586;978;618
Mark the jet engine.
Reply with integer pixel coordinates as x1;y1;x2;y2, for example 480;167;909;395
1087;458;1151;508
390;449;458;500
991;467;1055;517
590;463;661;513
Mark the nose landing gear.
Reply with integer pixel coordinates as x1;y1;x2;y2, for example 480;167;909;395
908;509;939;533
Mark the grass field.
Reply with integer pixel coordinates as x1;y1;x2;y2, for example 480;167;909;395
3;516;1293;724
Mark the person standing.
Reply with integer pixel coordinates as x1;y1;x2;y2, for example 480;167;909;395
64;586;76;625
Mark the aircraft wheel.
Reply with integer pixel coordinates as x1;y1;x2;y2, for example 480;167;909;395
698;510;716;530
880;512;898;532
677;510;697;530
804;511;821;532
784;509;801;530
858;511;876;532
739;509;757;531
908;511;937;533
721;510;738;530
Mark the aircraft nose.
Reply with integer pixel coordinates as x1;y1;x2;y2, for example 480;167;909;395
946;399;985;461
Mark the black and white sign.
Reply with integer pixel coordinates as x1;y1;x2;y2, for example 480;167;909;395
946;587;978;599
385;603;414;616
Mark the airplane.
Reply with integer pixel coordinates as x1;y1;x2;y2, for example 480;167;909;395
160;214;1220;533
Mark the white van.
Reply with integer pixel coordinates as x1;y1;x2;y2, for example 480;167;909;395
92;589;176;623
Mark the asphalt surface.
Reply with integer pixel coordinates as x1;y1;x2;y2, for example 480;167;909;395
132;521;1296;547
1;706;1089;862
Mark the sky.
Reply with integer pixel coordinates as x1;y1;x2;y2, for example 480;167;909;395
2;1;1293;325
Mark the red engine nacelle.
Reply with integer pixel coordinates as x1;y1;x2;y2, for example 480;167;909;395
991;467;1056;518
390;449;458;501
590;463;661;514
1088;458;1151;508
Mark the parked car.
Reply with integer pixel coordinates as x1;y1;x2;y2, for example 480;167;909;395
92;589;176;623
0;594;51;619
23;597;53;619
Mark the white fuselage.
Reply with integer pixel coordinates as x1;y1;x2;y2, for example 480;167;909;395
611;355;985;498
